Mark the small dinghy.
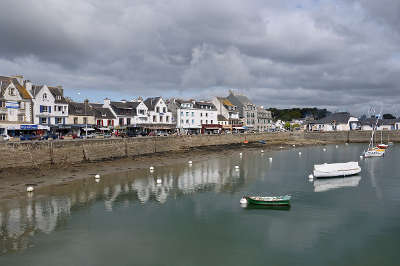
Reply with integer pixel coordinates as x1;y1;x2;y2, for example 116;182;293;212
313;162;361;178
244;195;291;206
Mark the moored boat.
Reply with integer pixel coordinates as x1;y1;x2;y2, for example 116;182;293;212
377;144;388;149
244;195;291;206
364;147;385;157
313;162;361;178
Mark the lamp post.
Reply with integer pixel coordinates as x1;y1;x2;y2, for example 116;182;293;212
78;91;88;138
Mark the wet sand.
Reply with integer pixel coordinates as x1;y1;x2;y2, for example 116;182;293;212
0;139;328;201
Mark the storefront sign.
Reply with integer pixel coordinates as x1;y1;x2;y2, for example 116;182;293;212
21;125;38;130
6;101;19;109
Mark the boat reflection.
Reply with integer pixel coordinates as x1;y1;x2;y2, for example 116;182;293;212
313;175;362;192
243;205;291;211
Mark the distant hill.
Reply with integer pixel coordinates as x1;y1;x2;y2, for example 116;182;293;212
267;108;331;121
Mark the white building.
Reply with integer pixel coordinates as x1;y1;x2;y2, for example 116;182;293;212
30;85;68;126
211;97;241;131
308;112;360;131
171;99;218;134
143;97;175;132
103;98;148;128
0;76;35;135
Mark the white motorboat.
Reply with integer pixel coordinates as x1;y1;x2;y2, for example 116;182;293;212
313;162;361;178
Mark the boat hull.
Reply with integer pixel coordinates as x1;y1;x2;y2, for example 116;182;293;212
245;196;291;206
313;167;361;178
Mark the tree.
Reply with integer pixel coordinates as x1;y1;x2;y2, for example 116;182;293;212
382;113;396;119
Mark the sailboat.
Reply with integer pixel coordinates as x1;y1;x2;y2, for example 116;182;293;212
364;115;385;158
377;130;388;149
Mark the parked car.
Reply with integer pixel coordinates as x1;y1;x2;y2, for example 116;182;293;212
0;134;10;141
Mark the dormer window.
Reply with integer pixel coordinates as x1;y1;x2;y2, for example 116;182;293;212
57;96;61;100
43;93;47;100
9;88;15;96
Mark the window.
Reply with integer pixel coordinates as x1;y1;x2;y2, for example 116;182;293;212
153;115;156;122
180;111;184;116
206;120;208;124
107;120;111;126
41;106;48;112
156;107;160;113
43;93;47;100
0;114;6;120
74;117;78;124
119;118;124;125
166;116;169;122
160;116;163;123
163;107;166;113
0;101;4;108
9;88;15;96
83;117;88;124
200;120;203;124
127;118;131;125
139;109;145;115
40;117;47;124
20;102;24;109
63;106;67;111
210;120;213;124
200;113;203;117
205;113;208;117
186;112;189;116
191;112;194;117
186;119;189;124
192;119;194;124
181;119;184;124
56;117;62;124
58;106;62;112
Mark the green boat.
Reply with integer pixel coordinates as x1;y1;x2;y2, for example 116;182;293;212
244;195;291;206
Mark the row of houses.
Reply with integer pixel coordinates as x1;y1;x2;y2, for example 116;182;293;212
307;112;400;131
0;75;273;136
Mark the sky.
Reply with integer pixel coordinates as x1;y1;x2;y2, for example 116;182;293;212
0;0;399;115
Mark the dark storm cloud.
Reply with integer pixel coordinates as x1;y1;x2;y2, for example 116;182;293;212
0;0;399;114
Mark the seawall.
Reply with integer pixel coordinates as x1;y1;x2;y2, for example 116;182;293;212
0;131;399;170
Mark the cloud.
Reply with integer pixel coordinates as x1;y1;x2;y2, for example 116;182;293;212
0;0;399;115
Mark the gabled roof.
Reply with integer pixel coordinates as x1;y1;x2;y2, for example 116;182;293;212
0;76;32;99
68;101;94;116
109;101;141;116
311;112;353;124
91;106;116;119
48;87;67;104
144;97;161;110
217;114;228;121
194;101;217;110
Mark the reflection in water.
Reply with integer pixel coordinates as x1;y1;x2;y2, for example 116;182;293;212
0;158;248;254
313;175;362;192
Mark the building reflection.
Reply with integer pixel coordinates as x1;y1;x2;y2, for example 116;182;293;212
0;157;250;254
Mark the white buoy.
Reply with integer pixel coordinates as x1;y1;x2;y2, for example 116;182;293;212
298;152;302;156
188;161;193;164
95;174;100;179
261;150;264;153
280;146;284;149
240;197;247;204
26;186;34;192
156;178;162;184
345;143;349;146
323;148;326;152
336;145;338;148
95;179;100;183
269;157;272;162
149;166;154;171
292;144;296;147
360;155;363;159
235;165;240;169
239;152;243;156
308;174;314;179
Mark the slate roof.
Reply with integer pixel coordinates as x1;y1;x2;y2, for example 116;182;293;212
194;101;217;110
91;106;116;119
360;118;400;126
217;114;228;121
110;101;141;116
144;97;161;111
310;112;353;124
48;87;68;104
0;76;32;99
68;102;95;116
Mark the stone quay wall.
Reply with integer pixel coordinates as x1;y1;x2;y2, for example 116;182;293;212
0;130;399;170
0;132;300;169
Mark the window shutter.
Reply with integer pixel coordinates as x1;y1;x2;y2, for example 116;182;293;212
40;105;43;113
63;117;65;124
48;106;51;113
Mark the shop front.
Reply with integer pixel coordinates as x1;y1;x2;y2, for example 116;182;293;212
1;124;50;137
201;124;222;134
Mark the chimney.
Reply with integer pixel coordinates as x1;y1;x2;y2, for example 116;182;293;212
104;98;111;107
84;99;89;114
56;85;64;96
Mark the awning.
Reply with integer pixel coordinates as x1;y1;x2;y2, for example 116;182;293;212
233;127;245;130
83;128;95;131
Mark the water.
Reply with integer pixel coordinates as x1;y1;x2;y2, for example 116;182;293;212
1;144;400;266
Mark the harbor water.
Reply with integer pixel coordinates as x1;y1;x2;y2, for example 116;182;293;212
1;144;400;265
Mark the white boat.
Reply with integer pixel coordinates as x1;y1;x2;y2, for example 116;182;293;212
364;148;385;157
314;175;361;192
313;162;361;178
